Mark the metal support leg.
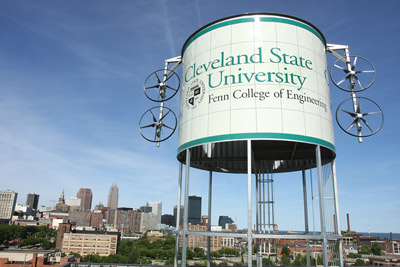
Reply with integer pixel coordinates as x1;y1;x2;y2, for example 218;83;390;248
316;146;328;267
174;163;183;267
247;140;253;267
255;172;259;265
302;169;311;267
207;171;212;267
255;171;261;267
182;149;191;267
332;160;344;267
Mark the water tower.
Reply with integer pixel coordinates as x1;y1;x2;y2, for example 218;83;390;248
140;13;383;267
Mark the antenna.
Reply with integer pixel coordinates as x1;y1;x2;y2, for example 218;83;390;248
327;44;384;143
139;56;182;147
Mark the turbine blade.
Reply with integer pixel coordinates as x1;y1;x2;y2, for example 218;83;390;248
339;108;357;117
166;85;178;91
346;119;357;131
336;76;349;86
165;73;174;82
361;118;374;133
161;109;172;121
161;123;175;131
356;98;361;114
334;64;348;72
352;56;358;69
363;110;382;116
145;85;160;90
356;70;375;74
140;123;156;129
149;109;158;123
354;75;363;89
154;72;161;84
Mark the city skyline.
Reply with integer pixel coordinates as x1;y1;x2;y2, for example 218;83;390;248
1;1;399;233
2;186;398;235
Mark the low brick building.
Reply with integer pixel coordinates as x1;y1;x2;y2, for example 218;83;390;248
0;251;80;267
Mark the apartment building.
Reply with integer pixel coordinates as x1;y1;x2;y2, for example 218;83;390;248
61;231;120;256
0;190;18;224
180;224;222;252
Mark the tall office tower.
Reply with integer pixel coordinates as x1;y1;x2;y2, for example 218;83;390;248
146;201;162;227
140;212;157;232
77;188;93;211
26;193;39;210
115;207;135;232
218;215;234;229
188;195;202;225
173;205;184;226
0;190;18;223
107;182;119;210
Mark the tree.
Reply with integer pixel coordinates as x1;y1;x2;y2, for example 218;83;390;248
165;258;174;265
360;246;371;255
127;249;139;263
16;226;56;249
186;248;195;260
103;254;128;263
347;252;359;259
313;255;323;265
262;257;274;266
281;246;291;257
281;254;291;266
211;250;221;258
371;243;382;256
82;254;102;263
291;254;306;266
353;259;365;266
193;247;205;258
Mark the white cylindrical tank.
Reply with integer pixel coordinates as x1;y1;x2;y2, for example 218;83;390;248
178;13;335;173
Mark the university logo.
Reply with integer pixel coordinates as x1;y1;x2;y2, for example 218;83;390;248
185;78;205;109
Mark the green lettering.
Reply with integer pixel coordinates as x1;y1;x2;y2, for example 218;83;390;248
305;60;313;70
211;59;221;69
225;56;235;66
243;72;255;83
208;71;223;89
270;47;281;63
255;72;266;82
251;47;263;63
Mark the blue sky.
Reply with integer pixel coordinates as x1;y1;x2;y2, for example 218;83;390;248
1;1;399;233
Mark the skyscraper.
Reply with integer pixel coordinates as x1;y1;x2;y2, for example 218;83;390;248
146;201;162;227
77;188;93;211
188;195;202;225
26;193;39;210
0;190;18;223
173;205;184;227
107;182;119;210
